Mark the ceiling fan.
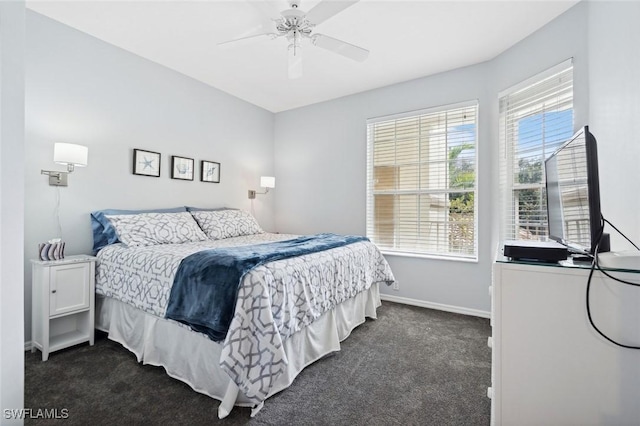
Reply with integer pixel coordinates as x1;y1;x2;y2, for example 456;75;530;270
218;0;369;79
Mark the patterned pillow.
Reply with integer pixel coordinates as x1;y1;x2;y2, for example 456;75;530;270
90;206;187;253
191;210;264;240
105;212;208;247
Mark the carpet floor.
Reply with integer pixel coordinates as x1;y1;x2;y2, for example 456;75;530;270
25;301;491;425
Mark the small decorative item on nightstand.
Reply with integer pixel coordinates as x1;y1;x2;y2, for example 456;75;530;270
30;255;97;361
38;239;65;261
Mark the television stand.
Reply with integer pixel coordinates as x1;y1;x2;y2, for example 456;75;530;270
491;259;640;424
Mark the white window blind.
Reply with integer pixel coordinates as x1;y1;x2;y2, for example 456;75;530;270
366;101;478;259
499;61;574;242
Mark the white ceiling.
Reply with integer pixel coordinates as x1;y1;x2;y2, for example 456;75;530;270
26;0;579;113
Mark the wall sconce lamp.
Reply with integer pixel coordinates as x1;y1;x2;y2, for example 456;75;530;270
248;176;275;199
41;143;88;186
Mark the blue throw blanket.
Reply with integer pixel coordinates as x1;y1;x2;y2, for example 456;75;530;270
165;233;369;341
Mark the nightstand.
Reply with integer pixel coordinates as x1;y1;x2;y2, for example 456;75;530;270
31;255;97;361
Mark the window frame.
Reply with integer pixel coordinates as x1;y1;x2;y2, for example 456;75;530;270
499;59;574;243
366;100;479;260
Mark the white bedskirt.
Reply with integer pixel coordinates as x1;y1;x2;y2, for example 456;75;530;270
95;283;381;417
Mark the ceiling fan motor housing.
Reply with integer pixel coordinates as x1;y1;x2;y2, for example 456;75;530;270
281;8;306;22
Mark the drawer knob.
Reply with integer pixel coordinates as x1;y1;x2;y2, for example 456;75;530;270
51;290;57;293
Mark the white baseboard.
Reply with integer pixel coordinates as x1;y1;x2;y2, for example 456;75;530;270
380;293;491;319
24;341;32;351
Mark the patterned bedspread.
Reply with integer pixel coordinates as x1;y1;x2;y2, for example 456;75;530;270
96;233;395;405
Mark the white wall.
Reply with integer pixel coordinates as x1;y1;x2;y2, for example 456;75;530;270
0;2;26;423
24;11;276;341
274;2;589;314
588;1;640;250
587;7;640;421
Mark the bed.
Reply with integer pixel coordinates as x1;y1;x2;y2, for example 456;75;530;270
91;207;395;417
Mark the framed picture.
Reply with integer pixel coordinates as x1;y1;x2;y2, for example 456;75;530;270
171;155;194;181
133;149;161;177
200;160;221;183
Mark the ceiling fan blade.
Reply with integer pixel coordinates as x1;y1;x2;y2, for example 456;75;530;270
218;31;276;49
306;0;359;26
312;33;369;62
219;0;281;49
288;43;303;79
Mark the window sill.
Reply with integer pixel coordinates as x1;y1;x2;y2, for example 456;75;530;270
380;250;478;263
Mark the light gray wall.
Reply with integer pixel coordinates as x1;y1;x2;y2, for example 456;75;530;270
587;4;640;420
274;2;589;314
24;11;276;341
1;1;26;420
588;1;640;250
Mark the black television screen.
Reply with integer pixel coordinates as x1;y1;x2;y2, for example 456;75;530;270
544;126;606;254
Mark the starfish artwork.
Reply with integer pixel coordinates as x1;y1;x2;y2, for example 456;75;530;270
133;149;161;177
140;156;155;170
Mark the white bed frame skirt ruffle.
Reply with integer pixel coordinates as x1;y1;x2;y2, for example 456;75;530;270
95;283;381;418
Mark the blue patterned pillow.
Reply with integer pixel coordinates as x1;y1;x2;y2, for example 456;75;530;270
90;206;187;253
191;210;264;240
105;212;208;247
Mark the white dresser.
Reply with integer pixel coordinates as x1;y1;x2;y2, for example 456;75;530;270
490;259;640;425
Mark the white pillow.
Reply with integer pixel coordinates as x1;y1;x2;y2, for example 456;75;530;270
105;212;208;247
191;210;264;240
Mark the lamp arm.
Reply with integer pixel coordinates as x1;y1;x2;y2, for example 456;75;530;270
248;187;271;199
41;169;69;187
41;169;64;177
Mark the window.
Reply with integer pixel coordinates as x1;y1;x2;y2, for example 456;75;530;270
499;60;573;242
366;101;478;259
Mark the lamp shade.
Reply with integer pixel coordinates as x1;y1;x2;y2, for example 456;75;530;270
54;143;88;167
260;176;275;189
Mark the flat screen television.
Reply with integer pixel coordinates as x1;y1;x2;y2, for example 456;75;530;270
545;125;609;254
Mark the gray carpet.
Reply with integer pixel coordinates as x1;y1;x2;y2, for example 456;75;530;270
25;301;491;425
